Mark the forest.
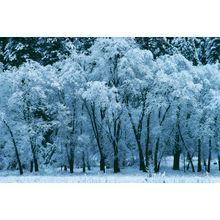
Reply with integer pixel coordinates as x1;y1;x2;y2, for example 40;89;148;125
0;37;220;176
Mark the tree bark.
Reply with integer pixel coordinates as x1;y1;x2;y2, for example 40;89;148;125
207;137;211;173
137;140;146;172
82;152;86;173
127;111;146;172
69;160;74;173
66;144;75;174
177;119;194;172
173;131;181;170
100;157;105;172
3;120;23;175
30;141;39;172
173;106;181;170
154;105;171;173
114;157;120;173
154;137;160;173
186;152;195;172
86;151;91;171
30;160;33;173
126;97;147;172
113;140;120;173
197;139;202;172
218;156;220;171
145;113;151;171
85;104;106;172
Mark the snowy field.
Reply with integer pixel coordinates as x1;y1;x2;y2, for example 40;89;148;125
1;157;220;183
1;167;220;183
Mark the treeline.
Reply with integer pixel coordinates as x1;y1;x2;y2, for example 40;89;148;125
0;37;220;69
0;37;220;175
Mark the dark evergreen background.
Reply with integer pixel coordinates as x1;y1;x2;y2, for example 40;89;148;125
0;37;219;70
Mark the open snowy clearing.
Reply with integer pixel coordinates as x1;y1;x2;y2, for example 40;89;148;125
1;167;220;183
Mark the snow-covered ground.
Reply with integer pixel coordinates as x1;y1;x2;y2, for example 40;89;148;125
1;157;220;183
1;167;220;183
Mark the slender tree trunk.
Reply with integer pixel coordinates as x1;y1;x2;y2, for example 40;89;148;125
100;157;105;172
126;102;146;172
132;138;146;172
197;139;202;172
30;141;39;172
30;160;33;173
173;106;181;170
136;140;146;172
207;138;211;173
86;151;91;170
187;152;195;172
82;152;86;173
70;147;75;173
177;117;194;172
154;137;160;173
86;104;106;172
173;132;181;170
218;156;220;171
113;141;120;173
33;155;39;172
66;144;75;174
3;120;23;175
114;157;120;173
153;105;171;173
145;113;151;171
183;153;186;172
173;149;181;170
69;160;74;173
128;121;146;171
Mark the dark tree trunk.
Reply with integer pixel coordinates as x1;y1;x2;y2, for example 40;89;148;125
132;135;146;172
69;160;74;173
197;139;202;172
66;144;75;174
183;154;186;172
3;120;23;175
177;117;194;172
186;153;195;172
173;106;181;170
187;159;190;170
100;156;106;172
33;155;39;172
114;157;120;173
70;147;74;174
82;152;86;173
137;141;146;172
153;105;171;173
113;141;120;173
173;149;181;170
173;132;181;170
218;156;220;171
187;152;195;172
154;137;160;173
30;160;33;173
86;104;106;173
87;161;91;171
145;113;151;171
126;102;146;172
30;142;39;172
207;138;211;173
